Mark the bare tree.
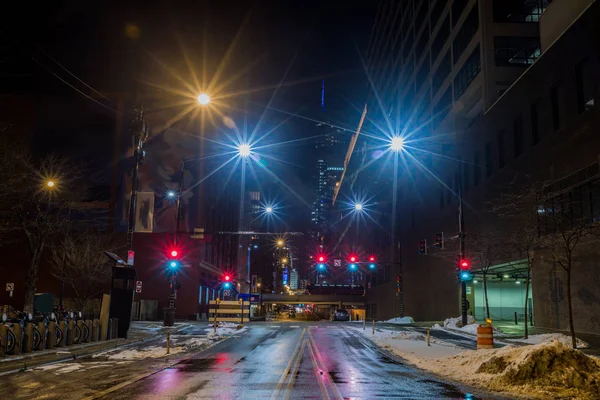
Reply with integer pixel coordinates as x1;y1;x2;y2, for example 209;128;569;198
469;229;506;321
539;195;599;349
0;130;85;312
49;232;118;312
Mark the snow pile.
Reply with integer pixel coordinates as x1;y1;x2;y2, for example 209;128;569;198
204;323;246;340
422;341;600;399
385;316;415;325
444;315;476;329
505;333;589;349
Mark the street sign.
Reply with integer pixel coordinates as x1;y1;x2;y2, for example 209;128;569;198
466;286;472;295
6;283;14;291
224;290;231;297
334;259;342;267
127;251;135;266
135;280;142;293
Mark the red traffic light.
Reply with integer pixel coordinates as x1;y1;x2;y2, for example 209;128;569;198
224;275;231;281
170;250;179;258
369;256;376;262
318;255;325;262
459;259;470;269
349;255;357;263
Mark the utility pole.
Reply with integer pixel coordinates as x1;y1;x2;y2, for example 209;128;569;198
126;108;148;256
458;185;468;326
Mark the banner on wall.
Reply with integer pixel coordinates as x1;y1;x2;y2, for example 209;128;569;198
134;192;154;232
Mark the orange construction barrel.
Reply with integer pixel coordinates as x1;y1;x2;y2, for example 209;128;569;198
477;324;494;349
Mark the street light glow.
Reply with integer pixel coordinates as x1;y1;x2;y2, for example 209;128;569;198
238;143;252;157
354;203;363;211
167;191;176;198
196;93;210;106
390;136;405;152
46;180;55;188
265;206;273;213
277;240;284;247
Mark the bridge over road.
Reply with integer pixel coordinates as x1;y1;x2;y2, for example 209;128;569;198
261;293;365;307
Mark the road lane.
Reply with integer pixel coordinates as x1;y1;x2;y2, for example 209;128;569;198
0;322;508;399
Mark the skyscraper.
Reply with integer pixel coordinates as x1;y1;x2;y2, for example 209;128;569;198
310;125;346;243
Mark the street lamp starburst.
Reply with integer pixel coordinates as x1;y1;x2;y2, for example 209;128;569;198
46;180;55;188
265;206;273;213
196;93;210;106
238;143;252;157
354;203;363;211
390;136;405;152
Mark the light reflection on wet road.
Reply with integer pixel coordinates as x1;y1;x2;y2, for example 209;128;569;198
99;322;500;399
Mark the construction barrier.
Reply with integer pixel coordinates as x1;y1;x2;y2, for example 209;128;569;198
209;300;250;324
477;324;494;349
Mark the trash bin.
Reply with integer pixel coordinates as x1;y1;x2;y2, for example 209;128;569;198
163;308;175;327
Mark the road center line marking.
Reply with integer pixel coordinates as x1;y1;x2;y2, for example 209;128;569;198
284;340;308;399
308;342;331;400
308;329;344;400
271;328;306;400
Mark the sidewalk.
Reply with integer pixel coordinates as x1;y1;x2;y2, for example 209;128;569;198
493;321;600;356
0;321;191;375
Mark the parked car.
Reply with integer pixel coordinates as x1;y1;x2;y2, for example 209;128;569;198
332;309;350;321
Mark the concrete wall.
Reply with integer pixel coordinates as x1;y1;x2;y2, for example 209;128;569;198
533;241;600;334
540;0;595;51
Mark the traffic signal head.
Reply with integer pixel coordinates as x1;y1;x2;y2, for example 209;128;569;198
349;255;357;263
169;261;179;269
349;263;357;270
434;232;444;249
224;274;231;282
318;255;325;263
317;263;325;270
459;271;473;281
368;256;375;262
418;240;427;255
459;259;470;269
170;250;178;258
223;282;231;289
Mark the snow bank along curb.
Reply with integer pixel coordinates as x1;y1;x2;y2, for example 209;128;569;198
0;322;192;375
354;324;600;399
432;316;590;348
92;323;246;361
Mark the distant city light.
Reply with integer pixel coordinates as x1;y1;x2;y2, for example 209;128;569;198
390;136;405;152
197;93;210;105
238;143;252;157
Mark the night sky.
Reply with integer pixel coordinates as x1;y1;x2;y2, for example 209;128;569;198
1;0;377;230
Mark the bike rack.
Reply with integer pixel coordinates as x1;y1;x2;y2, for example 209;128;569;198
24;323;34;353
47;321;56;350
56;321;66;347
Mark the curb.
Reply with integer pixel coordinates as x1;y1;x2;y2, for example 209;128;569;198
0;324;191;376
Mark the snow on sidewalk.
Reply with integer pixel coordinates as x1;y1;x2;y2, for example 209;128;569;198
384;316;415;324
92;323;246;361
504;333;589;348
354;324;600;399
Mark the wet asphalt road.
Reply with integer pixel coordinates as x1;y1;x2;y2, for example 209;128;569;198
101;322;494;399
0;322;507;399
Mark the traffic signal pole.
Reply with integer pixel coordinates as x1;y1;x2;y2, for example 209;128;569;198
458;186;467;327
